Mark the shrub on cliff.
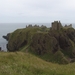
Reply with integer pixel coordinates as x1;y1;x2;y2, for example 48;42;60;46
53;50;69;64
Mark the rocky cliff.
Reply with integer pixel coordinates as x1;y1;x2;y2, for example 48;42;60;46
3;33;11;41
4;27;75;64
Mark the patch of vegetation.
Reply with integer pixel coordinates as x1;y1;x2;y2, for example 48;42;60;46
0;52;75;75
7;27;45;51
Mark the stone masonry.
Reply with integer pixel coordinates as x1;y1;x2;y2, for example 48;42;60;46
51;21;62;30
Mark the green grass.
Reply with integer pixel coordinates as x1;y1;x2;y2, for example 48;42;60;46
0;52;75;75
8;27;48;51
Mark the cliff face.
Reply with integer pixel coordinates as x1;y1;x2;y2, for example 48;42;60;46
6;27;75;64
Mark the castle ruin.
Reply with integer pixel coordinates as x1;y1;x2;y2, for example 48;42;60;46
26;24;46;28
51;21;62;30
64;24;72;28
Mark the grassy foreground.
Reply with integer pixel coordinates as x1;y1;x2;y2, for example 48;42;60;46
0;52;75;75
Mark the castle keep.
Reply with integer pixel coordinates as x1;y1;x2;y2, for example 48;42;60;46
51;21;62;30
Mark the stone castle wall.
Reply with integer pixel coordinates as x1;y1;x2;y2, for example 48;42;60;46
51;21;62;30
64;24;72;28
26;24;46;28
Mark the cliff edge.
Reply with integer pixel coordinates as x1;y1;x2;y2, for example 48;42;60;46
3;22;75;64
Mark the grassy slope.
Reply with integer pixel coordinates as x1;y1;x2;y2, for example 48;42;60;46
8;27;48;51
0;52;75;75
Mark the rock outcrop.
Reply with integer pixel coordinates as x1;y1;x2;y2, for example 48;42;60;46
4;22;75;64
0;47;1;51
3;33;10;41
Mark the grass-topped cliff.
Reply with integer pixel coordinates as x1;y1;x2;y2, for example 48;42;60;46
5;26;75;64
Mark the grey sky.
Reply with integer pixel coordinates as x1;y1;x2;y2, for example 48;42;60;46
0;0;75;23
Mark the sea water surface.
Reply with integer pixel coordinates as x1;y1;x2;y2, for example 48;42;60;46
0;23;50;51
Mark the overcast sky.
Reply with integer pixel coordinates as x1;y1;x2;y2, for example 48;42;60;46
0;0;75;23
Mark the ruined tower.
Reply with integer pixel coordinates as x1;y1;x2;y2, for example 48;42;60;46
51;21;62;30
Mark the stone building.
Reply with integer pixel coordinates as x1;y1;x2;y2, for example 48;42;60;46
51;21;62;30
34;24;39;27
26;24;40;28
26;24;32;28
64;24;72;28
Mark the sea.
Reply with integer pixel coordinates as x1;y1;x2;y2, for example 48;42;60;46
0;23;51;51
